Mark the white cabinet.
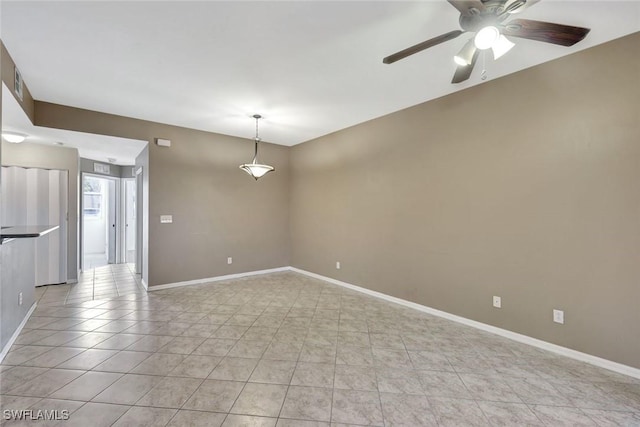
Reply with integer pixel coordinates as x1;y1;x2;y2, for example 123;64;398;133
2;166;68;286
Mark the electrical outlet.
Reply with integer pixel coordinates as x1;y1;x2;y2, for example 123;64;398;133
18;292;23;306
492;296;501;308
227;257;233;265
336;261;341;270
553;309;564;324
160;215;173;224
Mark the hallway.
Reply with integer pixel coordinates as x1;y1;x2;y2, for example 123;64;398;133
36;264;145;307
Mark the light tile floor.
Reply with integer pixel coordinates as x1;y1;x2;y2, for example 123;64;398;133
2;272;639;426
84;253;109;270
35;264;145;307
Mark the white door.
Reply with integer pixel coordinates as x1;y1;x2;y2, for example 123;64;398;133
107;178;117;264
124;179;136;264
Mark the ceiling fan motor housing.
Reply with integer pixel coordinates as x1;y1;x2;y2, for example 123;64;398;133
458;0;509;32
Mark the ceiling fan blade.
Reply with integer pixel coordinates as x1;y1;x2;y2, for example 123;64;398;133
451;49;479;83
502;19;591;46
383;30;464;64
500;0;540;15
447;0;486;15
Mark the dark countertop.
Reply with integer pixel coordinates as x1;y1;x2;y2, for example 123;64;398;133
1;225;60;241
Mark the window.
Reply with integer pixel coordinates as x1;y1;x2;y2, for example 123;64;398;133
83;177;103;218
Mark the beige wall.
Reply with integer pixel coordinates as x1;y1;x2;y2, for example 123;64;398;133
2;141;80;282
290;33;640;369
35;104;291;286
145;128;290;287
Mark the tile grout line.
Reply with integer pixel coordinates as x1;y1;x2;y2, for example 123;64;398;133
246;292;295;422
329;295;341;425
111;265;121;297
370;313;388;427
275;290;312;422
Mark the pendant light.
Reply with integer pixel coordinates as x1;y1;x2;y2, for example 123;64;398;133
239;114;275;180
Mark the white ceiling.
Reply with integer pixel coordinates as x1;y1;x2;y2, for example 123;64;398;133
2;1;639;146
2;83;147;165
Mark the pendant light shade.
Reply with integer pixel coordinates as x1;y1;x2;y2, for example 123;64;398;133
239;114;275;180
474;26;500;50
473;26;515;60
239;163;274;179
454;38;476;66
491;35;515;60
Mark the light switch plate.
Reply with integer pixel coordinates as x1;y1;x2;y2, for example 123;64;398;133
553;309;564;324
493;296;501;308
160;215;173;224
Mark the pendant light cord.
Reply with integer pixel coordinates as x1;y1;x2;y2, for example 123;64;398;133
253;115;261;164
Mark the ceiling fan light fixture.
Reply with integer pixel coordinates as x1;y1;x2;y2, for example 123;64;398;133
2;131;27;144
474;26;500;50
453;56;467;67
239;114;275;181
491;35;515;60
454;38;476;66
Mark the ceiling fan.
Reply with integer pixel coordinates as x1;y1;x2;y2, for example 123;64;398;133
383;0;591;83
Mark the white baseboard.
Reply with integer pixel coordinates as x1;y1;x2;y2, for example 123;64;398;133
147;267;291;292
290;267;640;380
0;302;37;364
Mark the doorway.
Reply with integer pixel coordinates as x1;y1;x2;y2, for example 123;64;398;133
82;174;117;270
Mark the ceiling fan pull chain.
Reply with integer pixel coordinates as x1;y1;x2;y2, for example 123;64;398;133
480;50;488;81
